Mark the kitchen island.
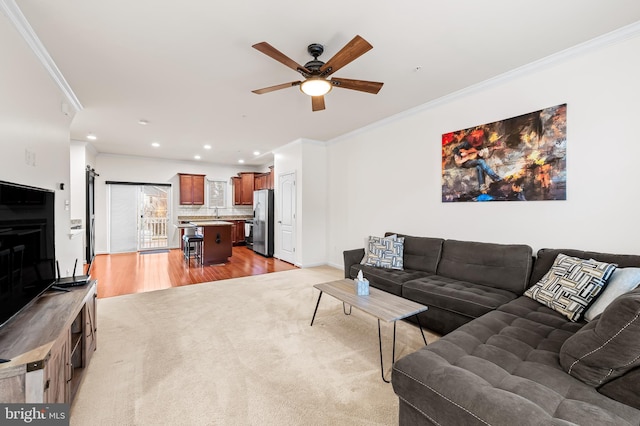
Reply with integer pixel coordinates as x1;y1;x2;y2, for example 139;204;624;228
188;221;233;265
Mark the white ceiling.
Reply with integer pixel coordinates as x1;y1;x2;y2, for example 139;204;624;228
12;1;640;166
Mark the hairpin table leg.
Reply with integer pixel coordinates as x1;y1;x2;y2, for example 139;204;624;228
310;291;323;326
379;319;397;383
415;314;427;345
343;302;352;315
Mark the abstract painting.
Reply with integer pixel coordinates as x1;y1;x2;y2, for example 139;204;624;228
441;104;567;202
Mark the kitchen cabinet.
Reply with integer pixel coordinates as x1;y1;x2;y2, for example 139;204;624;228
189;221;233;264
254;166;274;191
240;173;254;205
231;177;241;205
232;173;255;206
232;168;273;205
231;220;246;245
179;173;205;205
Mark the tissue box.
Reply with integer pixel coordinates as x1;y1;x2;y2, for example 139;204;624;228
354;278;370;296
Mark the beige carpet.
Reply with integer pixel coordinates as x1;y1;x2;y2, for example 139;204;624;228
70;266;438;426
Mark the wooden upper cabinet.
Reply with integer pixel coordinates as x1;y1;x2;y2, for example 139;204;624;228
240;173;254;205
267;166;274;189
253;167;274;191
232;169;273;205
179;174;205;205
232;176;242;205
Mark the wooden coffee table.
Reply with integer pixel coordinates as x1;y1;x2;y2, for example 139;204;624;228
310;279;428;382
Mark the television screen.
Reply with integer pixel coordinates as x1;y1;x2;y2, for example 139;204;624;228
0;181;56;328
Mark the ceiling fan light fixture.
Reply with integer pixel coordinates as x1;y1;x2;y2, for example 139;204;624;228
300;78;332;97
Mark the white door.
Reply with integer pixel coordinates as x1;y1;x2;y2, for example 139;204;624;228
278;172;296;264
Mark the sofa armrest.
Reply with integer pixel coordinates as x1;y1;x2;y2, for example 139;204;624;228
343;248;365;278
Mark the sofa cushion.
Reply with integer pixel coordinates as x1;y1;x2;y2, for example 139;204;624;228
598;367;640;410
385;233;443;273
402;275;518;320
363;235;404;270
392;296;640;425
530;248;640;287
436;239;533;295
348;264;432;296
496;296;586;333
525;253;616;322
559;287;640;388
584;267;640;321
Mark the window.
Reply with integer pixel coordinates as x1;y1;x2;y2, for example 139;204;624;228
208;180;226;208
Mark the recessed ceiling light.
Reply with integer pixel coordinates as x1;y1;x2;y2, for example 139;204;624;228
138;119;149;125
87;133;97;140
151;142;160;148
253;151;260;156
204;144;212;150
194;155;201;160
238;159;245;164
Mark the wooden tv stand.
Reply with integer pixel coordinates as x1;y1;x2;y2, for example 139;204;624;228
0;280;97;403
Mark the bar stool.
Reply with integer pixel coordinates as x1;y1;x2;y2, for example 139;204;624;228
183;228;203;267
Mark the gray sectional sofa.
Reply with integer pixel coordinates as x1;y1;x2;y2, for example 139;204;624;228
343;236;640;425
344;234;533;335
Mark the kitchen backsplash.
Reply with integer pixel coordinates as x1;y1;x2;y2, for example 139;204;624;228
176;205;252;218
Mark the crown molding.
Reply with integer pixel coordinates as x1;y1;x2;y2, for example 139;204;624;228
1;0;83;112
329;21;640;145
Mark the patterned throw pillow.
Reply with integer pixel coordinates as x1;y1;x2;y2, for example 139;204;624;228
360;234;397;265
524;253;617;322
364;235;404;270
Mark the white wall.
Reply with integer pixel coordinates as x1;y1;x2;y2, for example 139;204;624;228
273;140;301;264
300;141;327;266
326;28;640;268
94;154;266;253
273;139;327;267
0;12;79;273
69;141;87;222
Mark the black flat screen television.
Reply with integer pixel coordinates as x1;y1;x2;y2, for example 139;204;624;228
0;180;56;328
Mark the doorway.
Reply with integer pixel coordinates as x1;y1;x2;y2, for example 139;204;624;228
108;182;171;253
139;185;170;250
278;171;296;264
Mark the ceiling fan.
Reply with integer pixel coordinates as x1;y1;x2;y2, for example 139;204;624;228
251;35;384;112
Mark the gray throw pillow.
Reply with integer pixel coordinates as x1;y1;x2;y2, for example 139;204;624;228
559;287;640;387
584;267;640;321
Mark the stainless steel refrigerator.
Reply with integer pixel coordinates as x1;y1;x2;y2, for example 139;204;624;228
252;189;274;257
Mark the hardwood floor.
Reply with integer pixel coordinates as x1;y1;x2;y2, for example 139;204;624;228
91;246;298;298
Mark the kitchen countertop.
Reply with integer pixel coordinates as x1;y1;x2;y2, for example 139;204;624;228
175;221;233;228
178;215;252;221
190;220;233;226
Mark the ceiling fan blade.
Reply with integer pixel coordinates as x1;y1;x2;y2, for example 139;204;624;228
252;42;310;75
252;81;301;94
319;35;373;77
311;96;325;112
331;77;383;94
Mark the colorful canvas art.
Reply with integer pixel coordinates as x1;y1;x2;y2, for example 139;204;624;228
441;104;567;202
